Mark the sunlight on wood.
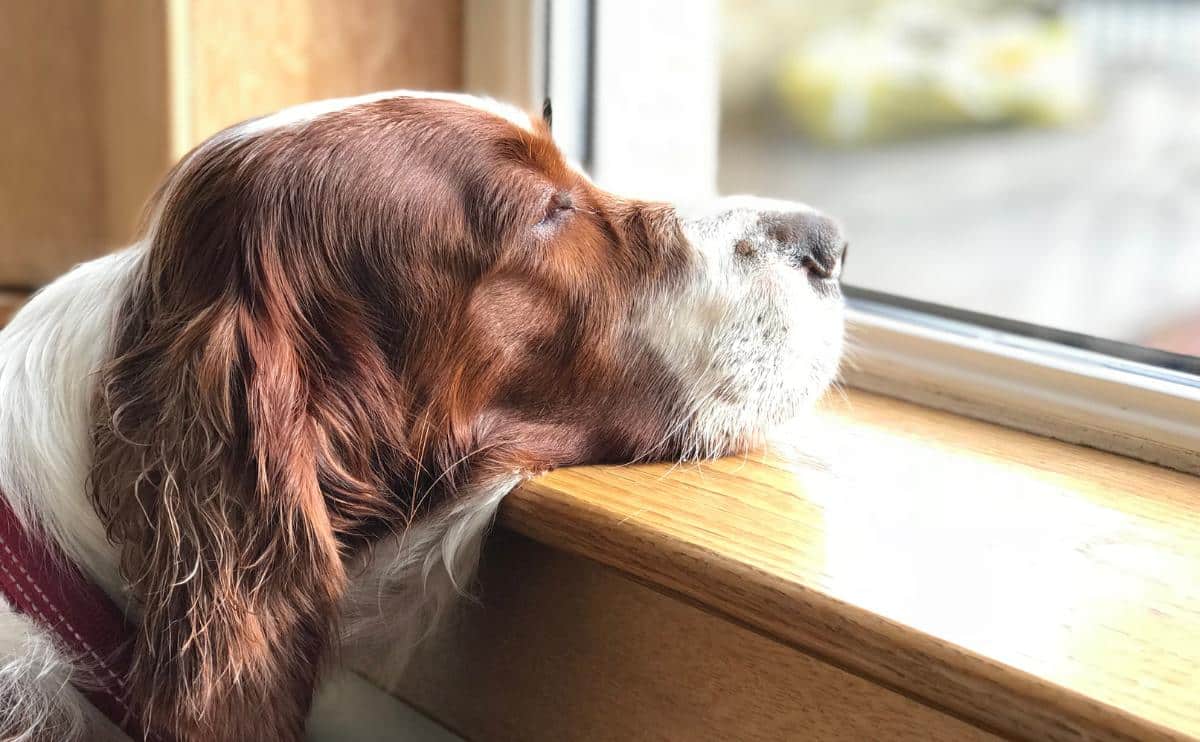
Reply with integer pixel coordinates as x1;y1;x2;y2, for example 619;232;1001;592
505;389;1200;741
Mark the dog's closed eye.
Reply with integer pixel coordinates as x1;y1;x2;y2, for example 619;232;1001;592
539;191;575;225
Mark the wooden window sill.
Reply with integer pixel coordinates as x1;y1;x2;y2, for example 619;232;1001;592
357;389;1200;734
504;390;1199;740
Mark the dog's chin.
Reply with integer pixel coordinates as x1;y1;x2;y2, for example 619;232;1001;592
629;198;846;462
667;332;844;462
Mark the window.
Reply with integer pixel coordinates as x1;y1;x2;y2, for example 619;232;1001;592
718;0;1200;360
472;0;1200;471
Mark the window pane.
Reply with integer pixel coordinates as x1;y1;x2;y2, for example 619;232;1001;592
719;0;1200;358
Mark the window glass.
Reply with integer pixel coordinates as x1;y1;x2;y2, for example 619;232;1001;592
719;0;1200;357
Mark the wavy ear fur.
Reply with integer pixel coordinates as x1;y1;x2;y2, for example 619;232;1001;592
86;101;593;738
89;139;369;741
92;297;345;740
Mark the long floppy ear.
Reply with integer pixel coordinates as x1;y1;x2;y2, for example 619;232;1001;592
92;298;344;741
91;194;347;739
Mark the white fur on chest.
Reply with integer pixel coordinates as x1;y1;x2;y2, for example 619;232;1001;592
0;248;144;603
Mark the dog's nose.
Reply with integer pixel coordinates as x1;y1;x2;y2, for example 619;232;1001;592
759;211;847;280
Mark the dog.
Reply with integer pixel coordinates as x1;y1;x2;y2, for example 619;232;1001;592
0;91;845;741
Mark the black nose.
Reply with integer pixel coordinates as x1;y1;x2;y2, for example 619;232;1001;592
759;212;847;280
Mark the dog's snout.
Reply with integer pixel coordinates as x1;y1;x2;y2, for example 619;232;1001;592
760;212;847;280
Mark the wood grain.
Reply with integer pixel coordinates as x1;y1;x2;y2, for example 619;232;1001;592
360;531;1002;742
501;390;1200;741
0;1;463;287
0;1;175;285
98;1;173;245
183;0;463;147
462;0;540;108
0;1;106;286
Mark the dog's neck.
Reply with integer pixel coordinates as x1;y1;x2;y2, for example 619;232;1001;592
0;247;145;604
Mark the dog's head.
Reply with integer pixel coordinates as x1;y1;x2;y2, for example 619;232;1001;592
90;93;844;739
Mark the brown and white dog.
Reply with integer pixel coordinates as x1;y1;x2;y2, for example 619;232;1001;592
0;92;845;741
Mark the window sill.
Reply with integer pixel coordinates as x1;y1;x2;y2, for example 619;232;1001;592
500;389;1200;741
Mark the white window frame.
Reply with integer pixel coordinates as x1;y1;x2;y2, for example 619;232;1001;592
463;0;1200;475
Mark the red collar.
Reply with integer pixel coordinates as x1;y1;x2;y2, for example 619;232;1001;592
0;492;164;741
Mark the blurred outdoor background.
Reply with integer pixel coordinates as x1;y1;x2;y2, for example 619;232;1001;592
718;0;1200;355
2;0;1197;357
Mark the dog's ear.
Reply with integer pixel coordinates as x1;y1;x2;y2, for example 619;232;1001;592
91;161;349;740
93;300;344;741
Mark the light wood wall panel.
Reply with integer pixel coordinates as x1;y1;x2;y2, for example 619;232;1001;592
98;1;174;248
0;0;463;288
0;1;106;286
183;1;462;149
357;533;1001;742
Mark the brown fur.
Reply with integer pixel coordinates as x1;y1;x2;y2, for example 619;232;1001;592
89;98;693;740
